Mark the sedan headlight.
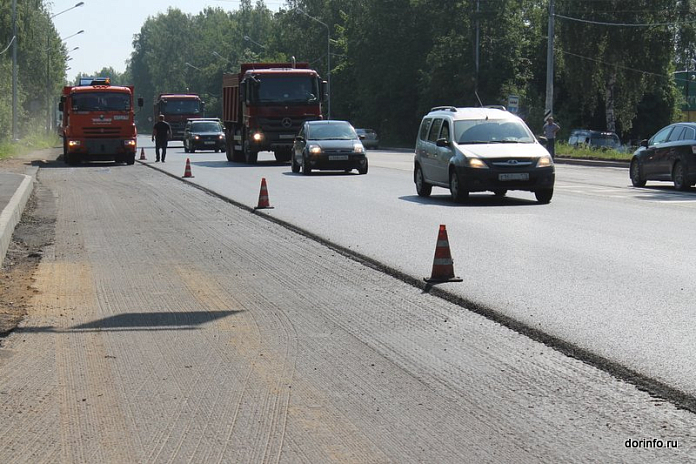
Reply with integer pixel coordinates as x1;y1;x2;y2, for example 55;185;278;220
309;144;322;155
536;155;553;167
194;135;200;140
468;158;488;169
353;143;365;154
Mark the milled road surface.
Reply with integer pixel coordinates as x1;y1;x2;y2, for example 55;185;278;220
0;158;694;463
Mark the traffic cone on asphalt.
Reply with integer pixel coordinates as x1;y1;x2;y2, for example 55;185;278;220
254;178;274;210
425;224;463;283
182;158;194;178
139;148;146;160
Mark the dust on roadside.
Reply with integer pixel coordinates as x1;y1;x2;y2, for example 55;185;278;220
0;150;58;338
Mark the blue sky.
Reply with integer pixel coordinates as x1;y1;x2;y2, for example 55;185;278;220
52;0;286;81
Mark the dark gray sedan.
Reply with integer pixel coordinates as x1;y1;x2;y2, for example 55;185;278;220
630;122;696;190
292;120;368;175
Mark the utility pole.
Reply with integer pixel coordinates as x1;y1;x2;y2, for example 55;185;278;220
475;0;480;95
544;0;555;122
12;0;18;141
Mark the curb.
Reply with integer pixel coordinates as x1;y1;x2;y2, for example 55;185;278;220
0;174;35;265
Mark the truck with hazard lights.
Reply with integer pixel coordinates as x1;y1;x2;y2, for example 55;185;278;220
222;62;326;164
153;93;205;141
59;77;144;165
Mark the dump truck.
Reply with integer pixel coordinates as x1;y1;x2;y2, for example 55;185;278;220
222;62;326;164
153;93;205;141
59;77;143;165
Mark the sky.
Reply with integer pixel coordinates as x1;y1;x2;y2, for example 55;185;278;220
52;0;286;82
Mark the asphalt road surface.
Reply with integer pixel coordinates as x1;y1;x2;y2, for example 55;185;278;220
0;148;694;462
133;139;696;404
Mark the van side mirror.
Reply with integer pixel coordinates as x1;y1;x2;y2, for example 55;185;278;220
58;102;64;112
436;138;450;147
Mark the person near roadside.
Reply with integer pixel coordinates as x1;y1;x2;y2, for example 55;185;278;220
152;114;172;162
543;116;561;159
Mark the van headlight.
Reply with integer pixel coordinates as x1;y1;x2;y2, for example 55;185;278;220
353;143;365;154
468;158;488;169
537;155;553;167
309;144;322;155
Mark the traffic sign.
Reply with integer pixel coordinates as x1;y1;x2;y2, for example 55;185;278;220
507;95;520;114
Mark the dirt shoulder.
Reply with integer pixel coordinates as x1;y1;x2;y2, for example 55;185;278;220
0;150;58;337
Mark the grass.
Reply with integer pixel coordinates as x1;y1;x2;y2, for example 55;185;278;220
555;142;632;162
0;133;61;161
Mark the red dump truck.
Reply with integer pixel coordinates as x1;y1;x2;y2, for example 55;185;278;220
59;77;143;165
222;62;326;164
153;93;205;141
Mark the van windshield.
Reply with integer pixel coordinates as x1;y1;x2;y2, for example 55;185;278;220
454;120;535;144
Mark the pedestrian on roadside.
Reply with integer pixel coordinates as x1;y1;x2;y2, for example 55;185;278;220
152;114;172;162
543;116;561;159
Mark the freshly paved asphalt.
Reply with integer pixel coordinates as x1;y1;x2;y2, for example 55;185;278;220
0;152;626;266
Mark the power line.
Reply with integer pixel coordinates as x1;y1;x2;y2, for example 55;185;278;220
555;13;695;27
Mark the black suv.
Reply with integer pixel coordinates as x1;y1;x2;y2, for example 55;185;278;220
183;118;225;153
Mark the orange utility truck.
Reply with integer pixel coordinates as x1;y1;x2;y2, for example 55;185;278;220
59;77;143;165
222;62;326;164
153;93;205;141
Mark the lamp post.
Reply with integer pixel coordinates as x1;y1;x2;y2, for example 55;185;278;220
47;29;83;134
46;2;85;134
12;0;17;140
243;35;267;49
295;8;330;118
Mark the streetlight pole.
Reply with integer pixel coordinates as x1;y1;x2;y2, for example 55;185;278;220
243;36;267;50
12;0;18;140
46;2;85;134
544;0;555;122
47;30;83;134
296;8;330;119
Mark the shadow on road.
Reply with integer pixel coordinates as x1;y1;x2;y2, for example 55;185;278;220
14;310;242;333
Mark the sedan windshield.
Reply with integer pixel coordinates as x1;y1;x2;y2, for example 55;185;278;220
454;119;535;144
307;123;357;140
191;122;222;132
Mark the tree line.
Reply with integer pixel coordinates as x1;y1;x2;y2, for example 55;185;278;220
2;0;695;146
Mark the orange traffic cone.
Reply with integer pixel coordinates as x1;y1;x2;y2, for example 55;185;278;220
182;158;194;178
425;225;463;283
139;148;146;160
254;178;274;210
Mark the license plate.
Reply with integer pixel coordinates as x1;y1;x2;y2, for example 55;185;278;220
499;173;529;181
279;134;295;139
329;155;349;161
204;141;215;145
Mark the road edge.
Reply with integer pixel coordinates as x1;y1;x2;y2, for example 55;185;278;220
0;174;35;265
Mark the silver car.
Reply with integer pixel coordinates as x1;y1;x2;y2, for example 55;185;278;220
413;106;555;203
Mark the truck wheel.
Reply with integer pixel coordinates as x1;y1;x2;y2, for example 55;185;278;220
66;153;79;166
126;154;135;165
244;141;258;164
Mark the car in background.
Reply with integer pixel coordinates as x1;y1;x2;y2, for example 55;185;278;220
292;120;368;175
630;122;696;190
355;128;379;149
183;118;225;153
568;129;621;150
414;106;555;203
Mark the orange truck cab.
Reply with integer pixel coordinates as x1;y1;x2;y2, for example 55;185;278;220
59;77;144;165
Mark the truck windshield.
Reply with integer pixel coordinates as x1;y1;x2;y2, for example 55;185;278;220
71;92;131;111
250;75;319;104
161;100;202;115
